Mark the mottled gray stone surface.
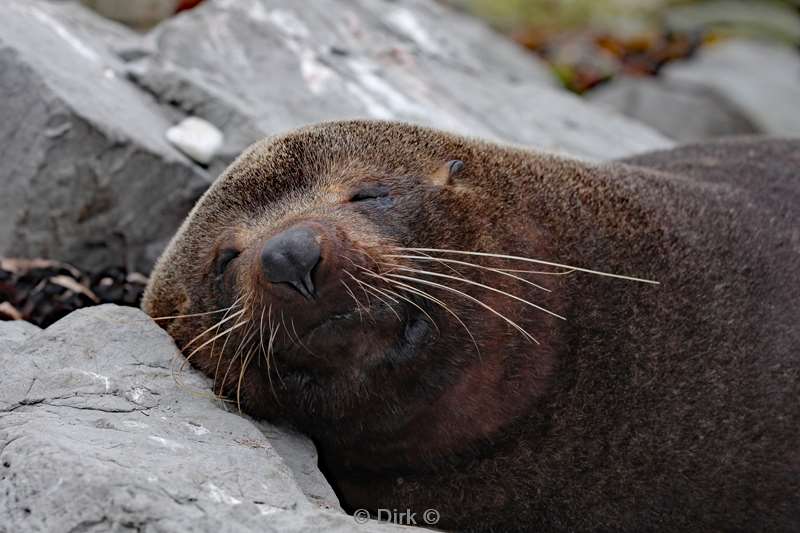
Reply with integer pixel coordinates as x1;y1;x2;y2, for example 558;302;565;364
134;0;670;172
591;40;800;142
0;0;212;273
0;306;422;532
590;76;760;142
1;0;671;273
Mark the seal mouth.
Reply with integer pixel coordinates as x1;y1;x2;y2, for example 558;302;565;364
301;309;362;339
273;298;435;373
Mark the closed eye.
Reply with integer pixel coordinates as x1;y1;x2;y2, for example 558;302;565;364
216;248;240;277
350;185;390;202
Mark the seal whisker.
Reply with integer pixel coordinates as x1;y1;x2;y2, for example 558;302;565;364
152;306;239;321
279;311;297;349
341;279;367;324
281;310;318;359
171;318;246;399
180;306;245;351
262;305;285;388
384;272;540;344
258;305;267;369
359;267;480;356
213;295;254;395
267;314;284;388
385;249;468;279
236;344;259;413
353;276;373;310
186;319;248;362
207;296;247;378
213;316;241;393
385;254;552;292
171;299;243;396
381;264;566;321
380;286;440;333
495;267;576;275
348;246;386;272
394;247;659;285
218;316;257;398
344;271;402;322
263;306;283;400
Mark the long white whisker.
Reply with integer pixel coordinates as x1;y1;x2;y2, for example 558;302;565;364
187;320;247;360
381;287;440;333
181;307;245;350
384;264;565;321
359;267;481;355
395;247;659;285
344;271;402;322
152;306;237;321
385;272;540;344
384;254;551;292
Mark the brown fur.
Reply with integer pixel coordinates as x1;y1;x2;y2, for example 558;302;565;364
143;121;800;532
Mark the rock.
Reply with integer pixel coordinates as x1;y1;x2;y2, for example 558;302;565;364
590;76;759;142
0;0;671;275
166;116;224;165
130;0;670;171
0;319;40;354
590;40;800;142
0;0;212;273
0;305;424;532
665;0;800;45
665;41;800;136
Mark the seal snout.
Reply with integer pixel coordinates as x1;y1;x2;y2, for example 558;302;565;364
260;224;322;301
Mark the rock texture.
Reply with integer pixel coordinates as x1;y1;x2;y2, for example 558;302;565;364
591;40;800;142
0;1;213;274
0;305;422;532
134;0;670;170
0;0;671;273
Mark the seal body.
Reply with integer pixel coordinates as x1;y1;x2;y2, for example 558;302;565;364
143;121;800;532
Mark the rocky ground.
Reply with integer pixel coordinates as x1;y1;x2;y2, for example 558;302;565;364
0;0;797;531
1;305;419;532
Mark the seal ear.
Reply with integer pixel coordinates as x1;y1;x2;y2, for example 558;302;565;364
430;159;465;187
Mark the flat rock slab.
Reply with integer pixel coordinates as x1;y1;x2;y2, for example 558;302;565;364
1;0;671;273
0;305;423;532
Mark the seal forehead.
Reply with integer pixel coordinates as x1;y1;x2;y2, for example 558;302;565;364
194;121;464;221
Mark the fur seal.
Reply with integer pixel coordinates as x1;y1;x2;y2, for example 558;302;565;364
143;121;800;532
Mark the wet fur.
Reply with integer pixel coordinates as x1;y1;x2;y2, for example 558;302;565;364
143;122;800;532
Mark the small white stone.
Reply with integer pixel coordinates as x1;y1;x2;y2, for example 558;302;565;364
166;117;223;165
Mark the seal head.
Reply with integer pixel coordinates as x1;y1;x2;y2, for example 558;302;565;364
143;120;562;469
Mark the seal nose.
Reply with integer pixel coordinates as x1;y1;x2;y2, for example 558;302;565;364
261;226;321;300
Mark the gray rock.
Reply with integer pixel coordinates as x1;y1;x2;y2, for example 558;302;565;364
0;0;212;273
665;0;800;45
0;305;423;532
0;0;671;274
132;0;670;171
590;76;759;142
0;320;41;355
665;40;800;136
590;40;800;142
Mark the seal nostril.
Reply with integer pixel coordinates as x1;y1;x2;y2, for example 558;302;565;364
261;225;322;301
